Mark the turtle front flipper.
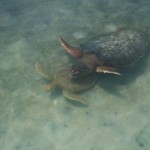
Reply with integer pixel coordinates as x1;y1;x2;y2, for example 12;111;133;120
59;37;83;58
35;62;52;79
96;66;121;75
62;89;87;105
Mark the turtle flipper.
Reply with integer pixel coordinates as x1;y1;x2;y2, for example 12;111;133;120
59;37;83;58
96;66;121;75
35;62;52;79
44;81;56;91
62;89;87;105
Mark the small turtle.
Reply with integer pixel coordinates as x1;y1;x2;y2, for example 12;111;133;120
35;63;96;105
59;29;149;75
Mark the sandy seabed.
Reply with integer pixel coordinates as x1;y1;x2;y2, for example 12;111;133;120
0;0;150;150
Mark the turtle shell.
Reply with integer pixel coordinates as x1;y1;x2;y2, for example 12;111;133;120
80;29;149;68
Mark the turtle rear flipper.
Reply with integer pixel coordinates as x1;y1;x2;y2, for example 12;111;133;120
62;89;87;105
35;62;52;79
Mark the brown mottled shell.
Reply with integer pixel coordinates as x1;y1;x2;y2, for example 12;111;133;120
80;29;149;68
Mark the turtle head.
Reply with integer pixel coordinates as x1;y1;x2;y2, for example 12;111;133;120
69;65;92;78
59;37;83;59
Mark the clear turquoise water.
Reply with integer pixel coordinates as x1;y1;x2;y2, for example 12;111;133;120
0;0;150;150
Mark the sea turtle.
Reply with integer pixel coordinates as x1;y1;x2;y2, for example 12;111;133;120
35;63;97;105
59;29;149;76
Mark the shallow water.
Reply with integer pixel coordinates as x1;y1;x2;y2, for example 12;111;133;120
0;0;150;150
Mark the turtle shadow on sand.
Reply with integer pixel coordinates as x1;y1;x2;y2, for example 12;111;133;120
35;62;97;106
